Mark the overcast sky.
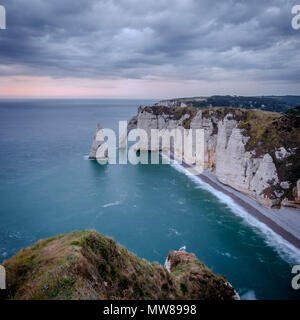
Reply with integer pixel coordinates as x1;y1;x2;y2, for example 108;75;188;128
0;0;299;98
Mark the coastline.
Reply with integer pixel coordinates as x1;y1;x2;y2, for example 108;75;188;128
168;152;300;251
198;171;300;250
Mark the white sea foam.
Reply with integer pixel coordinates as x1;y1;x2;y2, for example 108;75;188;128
102;201;121;208
168;227;181;237
241;290;257;300
167;156;300;265
221;252;232;258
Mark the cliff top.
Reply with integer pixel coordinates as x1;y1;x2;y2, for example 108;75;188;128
157;95;300;113
2;230;236;300
139;105;299;152
136;105;299;204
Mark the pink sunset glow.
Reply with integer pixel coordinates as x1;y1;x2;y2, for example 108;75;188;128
0;76;297;99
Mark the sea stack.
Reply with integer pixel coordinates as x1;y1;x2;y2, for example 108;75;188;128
89;123;108;160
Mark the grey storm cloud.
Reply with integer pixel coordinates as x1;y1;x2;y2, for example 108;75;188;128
0;0;299;82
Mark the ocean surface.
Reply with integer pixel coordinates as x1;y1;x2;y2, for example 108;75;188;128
0;99;299;300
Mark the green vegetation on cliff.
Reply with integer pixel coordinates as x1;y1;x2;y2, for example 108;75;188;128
159;95;300;112
201;106;299;202
2;230;236;300
142;104;299;204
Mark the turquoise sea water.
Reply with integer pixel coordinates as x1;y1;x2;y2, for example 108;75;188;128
0;99;299;300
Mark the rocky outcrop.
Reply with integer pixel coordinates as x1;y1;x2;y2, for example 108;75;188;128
125;105;300;209
89;124;108;160
164;250;238;300
2;230;237;300
275;147;290;161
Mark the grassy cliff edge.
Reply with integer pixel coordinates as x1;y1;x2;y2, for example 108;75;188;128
2;230;236;300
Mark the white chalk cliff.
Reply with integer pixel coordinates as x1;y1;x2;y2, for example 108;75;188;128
121;106;300;209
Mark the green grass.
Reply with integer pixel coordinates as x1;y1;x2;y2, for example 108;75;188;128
3;230;237;300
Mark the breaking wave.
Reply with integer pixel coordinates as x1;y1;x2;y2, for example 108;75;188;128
167;156;300;265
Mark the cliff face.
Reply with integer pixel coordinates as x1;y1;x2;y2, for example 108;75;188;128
127;106;300;209
2;230;237;300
